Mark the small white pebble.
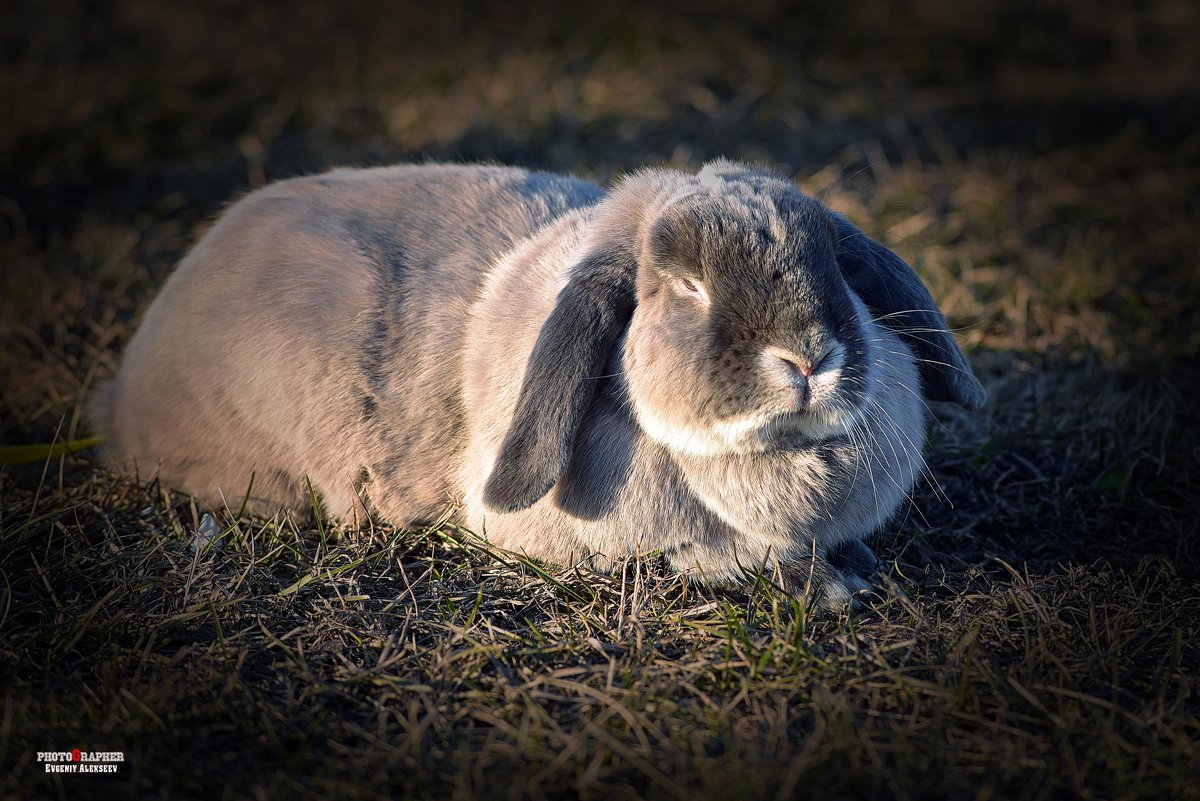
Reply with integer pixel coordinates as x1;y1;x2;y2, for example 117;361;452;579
193;513;221;554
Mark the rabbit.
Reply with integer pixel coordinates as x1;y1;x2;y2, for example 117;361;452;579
96;159;985;609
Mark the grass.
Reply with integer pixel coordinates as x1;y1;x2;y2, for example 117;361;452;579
2;0;1198;798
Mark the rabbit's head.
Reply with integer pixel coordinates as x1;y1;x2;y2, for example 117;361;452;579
483;160;985;512
620;164;873;457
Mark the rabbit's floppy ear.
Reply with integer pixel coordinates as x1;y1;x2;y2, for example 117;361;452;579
483;244;637;512
832;214;986;409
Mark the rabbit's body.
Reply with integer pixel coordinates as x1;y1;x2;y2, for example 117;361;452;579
103;165;602;520
100;160;984;607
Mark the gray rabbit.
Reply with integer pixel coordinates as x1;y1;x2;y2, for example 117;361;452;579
95;160;985;608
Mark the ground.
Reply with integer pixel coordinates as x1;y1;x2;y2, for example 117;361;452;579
1;1;1198;799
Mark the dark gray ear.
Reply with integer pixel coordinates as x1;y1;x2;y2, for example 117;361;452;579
832;214;986;409
482;247;637;512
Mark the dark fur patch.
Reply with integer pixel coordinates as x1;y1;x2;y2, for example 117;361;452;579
359;392;379;422
345;214;410;398
832;214;987;409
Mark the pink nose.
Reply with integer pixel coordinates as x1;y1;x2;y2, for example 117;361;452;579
773;354;813;409
777;354;813;383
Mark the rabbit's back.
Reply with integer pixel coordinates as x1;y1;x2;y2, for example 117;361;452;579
101;164;603;521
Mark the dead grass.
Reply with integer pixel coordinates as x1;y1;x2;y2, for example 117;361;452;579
2;1;1198;799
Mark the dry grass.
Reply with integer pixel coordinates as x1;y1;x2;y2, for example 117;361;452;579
2;1;1198;799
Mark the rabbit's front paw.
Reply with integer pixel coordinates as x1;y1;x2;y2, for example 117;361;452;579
784;539;881;611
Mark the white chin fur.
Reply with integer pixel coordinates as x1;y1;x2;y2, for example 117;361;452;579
635;398;862;457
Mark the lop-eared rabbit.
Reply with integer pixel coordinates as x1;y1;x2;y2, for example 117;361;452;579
96;160;985;608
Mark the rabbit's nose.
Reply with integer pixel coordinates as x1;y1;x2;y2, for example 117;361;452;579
780;359;813;410
762;348;814;409
779;355;814;383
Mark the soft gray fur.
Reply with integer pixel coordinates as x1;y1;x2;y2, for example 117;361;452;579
97;160;985;609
